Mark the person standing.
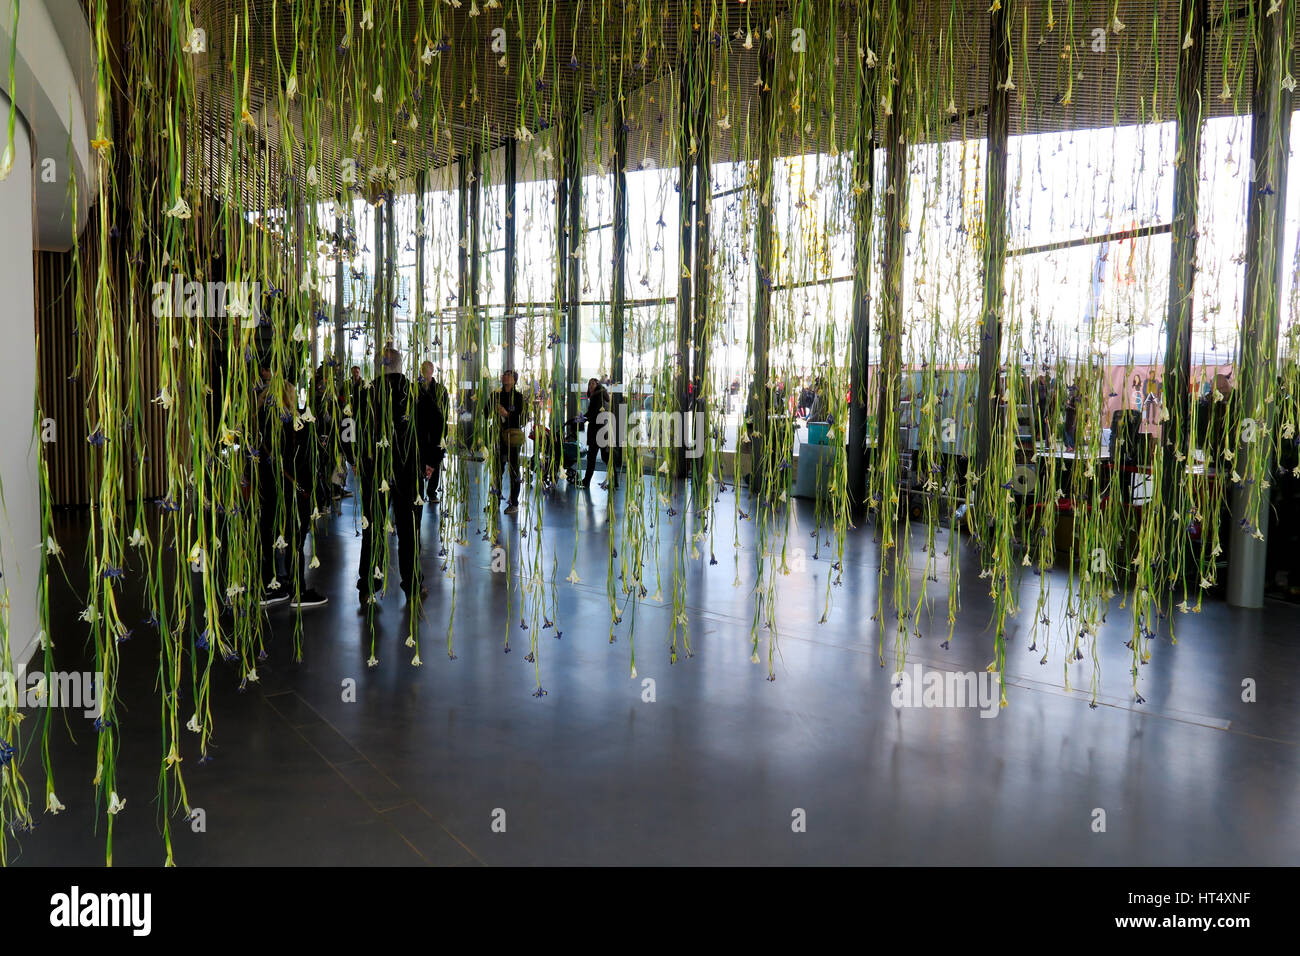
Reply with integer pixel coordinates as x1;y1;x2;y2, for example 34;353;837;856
356;346;435;603
258;370;328;608
581;377;616;489
417;360;449;504
808;376;829;423
490;370;526;514
1032;371;1054;443
798;379;814;420
348;365;363;420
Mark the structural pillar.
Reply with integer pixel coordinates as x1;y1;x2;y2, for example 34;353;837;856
690;29;712;491
503;137;517;373
1162;0;1208;572
468;143;483;385
457;151;471;406
333;217;345;372
385;189;396;349
0;94;41;670
565;118;582;423
974;0;1011;476
0;0;95;669
1227;0;1293;607
414;170;427;358
876;0;911;457
554;126;569;435
747;26;775;493
847;10;877;509
611;98;628;469
675;30;696;479
373;199;386;349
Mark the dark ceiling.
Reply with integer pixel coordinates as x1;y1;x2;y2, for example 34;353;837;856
152;1;1289;207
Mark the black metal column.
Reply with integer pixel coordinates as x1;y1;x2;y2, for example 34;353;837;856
847;9;877;509
974;0;1011;476
555;125;569;435
385;189;396;351
877;0;911;457
565;118;582;424
675;33;696;479
373;198;386;351
504;137;517;373
1162;0;1208;570
333;217;345;373
691;30;713;489
414;170;427;357
468;143;483;385
612;98;628;462
747;26;775;493
457;151;471;405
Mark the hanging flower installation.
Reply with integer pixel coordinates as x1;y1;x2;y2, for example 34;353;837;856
0;0;1295;866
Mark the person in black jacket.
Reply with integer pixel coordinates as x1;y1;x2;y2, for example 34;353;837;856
257;370;328;608
417;360;449;504
581;377;616;488
490;370;526;514
356;346;435;602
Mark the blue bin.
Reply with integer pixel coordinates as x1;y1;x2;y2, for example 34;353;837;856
807;422;830;446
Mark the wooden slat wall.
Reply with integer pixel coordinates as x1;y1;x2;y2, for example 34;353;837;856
35;247;91;506
34;230;169;507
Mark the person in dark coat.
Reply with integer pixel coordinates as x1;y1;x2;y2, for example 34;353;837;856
489;370;526;513
356;346;436;603
581;377;617;488
417;360;449;504
257;370;328;608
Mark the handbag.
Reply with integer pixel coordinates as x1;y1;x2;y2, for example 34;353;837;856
505;427;526;449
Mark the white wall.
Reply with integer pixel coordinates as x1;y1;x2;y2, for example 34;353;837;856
0;91;41;671
0;0;95;250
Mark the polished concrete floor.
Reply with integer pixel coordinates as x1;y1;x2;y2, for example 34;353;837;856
11;469;1300;866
